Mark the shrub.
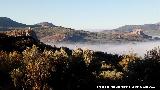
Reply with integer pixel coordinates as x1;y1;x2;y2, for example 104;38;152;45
119;53;141;71
99;70;123;80
145;46;160;61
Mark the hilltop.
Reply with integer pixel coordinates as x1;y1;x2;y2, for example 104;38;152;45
0;17;26;28
35;22;55;28
103;23;160;36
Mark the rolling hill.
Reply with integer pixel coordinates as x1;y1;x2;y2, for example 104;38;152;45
0;17;27;27
103;23;160;36
0;17;159;43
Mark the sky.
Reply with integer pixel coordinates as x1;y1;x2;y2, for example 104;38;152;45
0;0;160;30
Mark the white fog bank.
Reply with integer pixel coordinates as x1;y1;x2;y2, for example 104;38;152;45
46;41;160;57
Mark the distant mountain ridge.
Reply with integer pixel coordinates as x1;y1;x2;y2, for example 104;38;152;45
0;17;27;27
0;17;56;28
0;17;160;43
102;23;160;36
114;24;160;32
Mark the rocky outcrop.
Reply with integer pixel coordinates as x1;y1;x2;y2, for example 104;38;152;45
0;29;38;51
111;29;152;41
131;29;151;38
35;22;55;28
3;29;38;40
0;30;57;52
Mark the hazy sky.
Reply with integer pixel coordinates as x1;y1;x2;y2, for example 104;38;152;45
0;0;160;30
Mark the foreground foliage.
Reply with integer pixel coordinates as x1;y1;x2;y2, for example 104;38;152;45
0;44;160;90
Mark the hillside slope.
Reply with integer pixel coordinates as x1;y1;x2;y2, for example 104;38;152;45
0;17;26;27
103;23;160;36
0;17;159;43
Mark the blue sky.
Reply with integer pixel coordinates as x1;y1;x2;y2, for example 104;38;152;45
0;0;160;30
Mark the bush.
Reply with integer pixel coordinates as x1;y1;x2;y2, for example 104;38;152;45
1;44;160;89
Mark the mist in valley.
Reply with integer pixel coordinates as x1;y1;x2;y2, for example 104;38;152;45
46;41;160;57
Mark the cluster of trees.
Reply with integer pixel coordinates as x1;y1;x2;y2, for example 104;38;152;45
1;43;160;90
